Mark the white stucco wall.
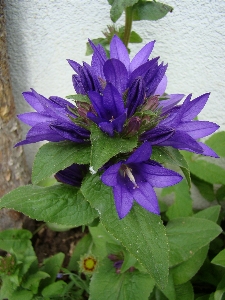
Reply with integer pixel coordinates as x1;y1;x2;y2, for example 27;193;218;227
5;0;225;169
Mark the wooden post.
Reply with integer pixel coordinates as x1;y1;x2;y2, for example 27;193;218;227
0;1;30;229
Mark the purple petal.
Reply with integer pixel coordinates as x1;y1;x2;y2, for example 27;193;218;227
159;130;203;153
88;91;104;118
51;123;90;143
103;59;128;94
99;121;114;136
113;184;134;219
110;35;130;71
49;96;75;110
80;62;99;92
67;59;82;73
72;75;86;95
22;91;44;112
15;123;64;146
182;93;210;121
129;57;159;85
145;63;168;97
132;182;160;214
55;164;88;187
163;94;192;127
130;40;155;73
142;163;183;188
103;83;125;117
154;75;167;96
89;40;107;79
197;142;219;158
17;112;54;126
158;94;184;114
141;126;175;144
126;142;152;164
113;112;127;133
126;77;145;118
177;121;219;139
101;162;122;186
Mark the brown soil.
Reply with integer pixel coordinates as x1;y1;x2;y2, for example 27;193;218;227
23;218;86;267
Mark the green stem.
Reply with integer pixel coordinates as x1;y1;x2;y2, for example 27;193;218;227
123;6;133;48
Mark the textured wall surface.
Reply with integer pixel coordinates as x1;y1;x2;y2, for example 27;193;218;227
4;0;225;169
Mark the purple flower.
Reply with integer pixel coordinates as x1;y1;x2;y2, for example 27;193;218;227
15;89;90;146
87;83;127;136
101;142;182;219
68;36;168;111
142;93;219;157
55;164;88;187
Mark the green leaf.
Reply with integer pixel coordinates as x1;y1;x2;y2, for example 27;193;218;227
81;174;169;288
10;290;33;300
159;273;176;300
0;185;98;226
171;246;208;285
191;174;215;202
68;234;92;271
90;125;137;172
194;205;221;222
129;30;143;43
216;185;225;202
133;1;173;21
66;93;91;103
0;229;34;256
89;258;155;300
166;180;193;220
22;271;50;294
152;146;191;188
90;223;120;259
175;281;194;300
211;249;225;268
187;158;225;185
32;141;91;184
166;217;222;267
108;0;139;22
118;27;142;43
214;273;225;300
39;253;65;290
205;131;225;157
42;281;67;298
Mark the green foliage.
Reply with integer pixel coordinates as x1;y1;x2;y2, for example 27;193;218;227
166;217;222;267
81;173;169;289
211;249;225;268
90;125;138;171
132;1;173;21
89;258;155;300
205;131;225;157
107;0;139;22
1;0;225;297
164;180;193;220
32;141;91;184
152;146;191;187
0;229;93;300
0;184;98;226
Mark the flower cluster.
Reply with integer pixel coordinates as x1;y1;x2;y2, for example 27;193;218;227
17;35;219;219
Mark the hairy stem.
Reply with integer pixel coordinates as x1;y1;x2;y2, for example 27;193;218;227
123;6;133;48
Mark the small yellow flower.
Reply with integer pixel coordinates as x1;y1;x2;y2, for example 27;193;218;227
79;254;97;275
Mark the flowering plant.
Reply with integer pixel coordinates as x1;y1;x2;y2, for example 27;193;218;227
1;1;225;299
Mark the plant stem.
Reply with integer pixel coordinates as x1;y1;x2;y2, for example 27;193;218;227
123;6;133;48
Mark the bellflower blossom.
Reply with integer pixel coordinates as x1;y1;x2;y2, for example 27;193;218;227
68;35;183;117
15;89;90;146
55;164;89;187
87;83;127;136
141;93;219;157
101;142;182;219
